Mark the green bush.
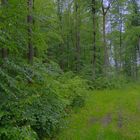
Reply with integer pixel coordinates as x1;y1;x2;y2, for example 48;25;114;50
56;72;88;108
0;60;87;140
90;76;128;89
0;126;37;140
71;95;85;108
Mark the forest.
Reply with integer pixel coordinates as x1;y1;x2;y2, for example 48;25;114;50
0;0;140;139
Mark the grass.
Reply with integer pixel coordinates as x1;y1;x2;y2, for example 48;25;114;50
55;85;140;140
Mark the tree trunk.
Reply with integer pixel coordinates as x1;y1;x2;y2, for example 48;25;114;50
103;14;108;75
119;8;123;70
57;0;64;70
91;0;96;79
75;0;81;72
27;0;34;64
134;47;138;79
1;48;8;59
1;0;8;59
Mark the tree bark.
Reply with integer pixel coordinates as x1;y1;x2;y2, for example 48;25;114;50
27;0;34;64
119;7;123;70
91;0;96;79
75;0;81;72
1;0;8;59
103;14;109;75
101;1;110;76
57;0;65;70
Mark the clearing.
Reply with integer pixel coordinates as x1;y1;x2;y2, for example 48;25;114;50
56;85;140;140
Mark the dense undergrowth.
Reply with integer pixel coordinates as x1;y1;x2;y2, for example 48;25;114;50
0;59;132;140
0;59;88;140
90;76;128;90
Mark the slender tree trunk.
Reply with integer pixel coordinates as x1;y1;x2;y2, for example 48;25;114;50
66;4;71;70
66;35;70;69
101;1;110;76
57;0;64;70
103;14;108;75
119;8;123;70
131;48;137;79
1;0;8;59
1;48;8;59
119;25;122;68
75;0;81;72
91;0;96;79
27;0;34;64
134;47;138;79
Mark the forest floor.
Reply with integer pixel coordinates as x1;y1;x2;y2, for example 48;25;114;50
56;84;140;140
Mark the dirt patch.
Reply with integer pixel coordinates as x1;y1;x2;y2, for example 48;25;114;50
118;111;123;128
88;113;112;127
88;116;98;126
101;113;112;127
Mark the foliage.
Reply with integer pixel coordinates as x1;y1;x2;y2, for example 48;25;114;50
57;72;88;107
0;60;87;139
90;76;128;90
0;0;139;139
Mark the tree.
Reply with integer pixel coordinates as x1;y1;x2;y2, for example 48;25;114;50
1;0;8;59
91;0;97;79
74;0;81;72
27;0;34;64
100;0;117;76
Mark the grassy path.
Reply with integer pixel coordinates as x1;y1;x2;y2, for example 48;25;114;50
56;85;140;140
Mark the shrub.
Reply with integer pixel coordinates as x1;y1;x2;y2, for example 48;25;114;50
90;76;128;90
56;72;88;108
0;125;37;140
0;60;87;140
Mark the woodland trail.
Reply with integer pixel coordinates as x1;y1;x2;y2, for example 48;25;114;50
56;85;140;140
